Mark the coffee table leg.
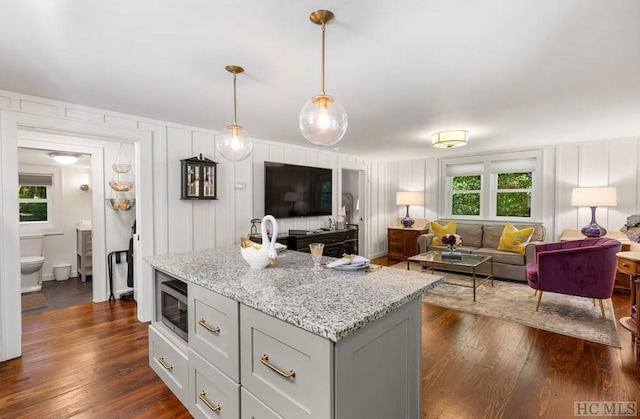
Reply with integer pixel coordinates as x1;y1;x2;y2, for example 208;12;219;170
490;257;494;287
473;268;477;301
407;260;410;270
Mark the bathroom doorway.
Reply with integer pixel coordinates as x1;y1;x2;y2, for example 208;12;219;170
18;146;95;315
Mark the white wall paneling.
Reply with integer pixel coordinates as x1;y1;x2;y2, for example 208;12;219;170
0;88;392;362
392;138;640;244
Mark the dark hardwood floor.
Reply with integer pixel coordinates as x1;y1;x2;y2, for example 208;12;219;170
1;258;638;418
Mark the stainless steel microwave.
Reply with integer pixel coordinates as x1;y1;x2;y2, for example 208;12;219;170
160;279;188;342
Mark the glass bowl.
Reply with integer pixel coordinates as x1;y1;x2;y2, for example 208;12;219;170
106;198;136;211
109;180;134;192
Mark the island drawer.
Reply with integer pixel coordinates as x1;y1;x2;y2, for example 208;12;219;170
241;388;283;419
149;325;189;406
188;349;240;419
189;284;240;382
240;305;332;419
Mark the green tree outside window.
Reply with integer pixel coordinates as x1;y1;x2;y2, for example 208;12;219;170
496;172;532;217
452;175;481;216
19;185;48;222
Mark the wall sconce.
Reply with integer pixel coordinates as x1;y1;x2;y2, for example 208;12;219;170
396;191;424;228
180;154;218;200
80;184;89;191
571;186;617;237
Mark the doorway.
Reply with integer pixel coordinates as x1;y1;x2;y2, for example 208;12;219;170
18;145;95;314
0;110;154;361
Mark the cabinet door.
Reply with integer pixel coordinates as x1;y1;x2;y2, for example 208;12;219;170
189;349;240;419
189;284;240;382
241;388;284;419
240;305;332;419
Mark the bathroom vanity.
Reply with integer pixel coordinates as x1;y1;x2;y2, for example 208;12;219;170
145;247;443;419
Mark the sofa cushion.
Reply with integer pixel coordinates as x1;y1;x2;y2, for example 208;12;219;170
497;223;534;255
431;221;456;246
455;223;483;248
482;226;505;249
528;224;546;242
483;224;545;249
471;247;527;266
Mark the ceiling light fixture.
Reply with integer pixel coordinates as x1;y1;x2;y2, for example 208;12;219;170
299;10;348;146
431;130;469;148
216;65;253;161
49;152;81;165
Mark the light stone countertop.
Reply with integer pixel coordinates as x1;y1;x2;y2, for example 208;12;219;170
145;246;443;342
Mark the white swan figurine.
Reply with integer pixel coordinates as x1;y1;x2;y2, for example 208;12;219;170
240;215;279;269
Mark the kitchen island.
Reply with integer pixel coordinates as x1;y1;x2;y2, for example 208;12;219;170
145;246;443;419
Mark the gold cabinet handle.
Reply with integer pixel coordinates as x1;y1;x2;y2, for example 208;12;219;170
198;318;220;333
260;354;295;378
621;263;629;268
198;391;221;412
156;355;173;371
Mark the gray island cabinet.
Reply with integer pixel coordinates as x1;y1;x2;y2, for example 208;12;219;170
145;246;443;419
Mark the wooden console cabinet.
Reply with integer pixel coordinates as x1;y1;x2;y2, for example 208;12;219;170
388;227;429;261
287;229;357;258
617;251;639;361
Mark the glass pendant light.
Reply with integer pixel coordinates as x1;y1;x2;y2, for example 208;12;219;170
216;65;253;161
299;10;348;146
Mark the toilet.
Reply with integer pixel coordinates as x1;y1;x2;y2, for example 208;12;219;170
20;234;45;293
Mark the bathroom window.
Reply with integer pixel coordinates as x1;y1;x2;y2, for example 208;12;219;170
19;173;53;224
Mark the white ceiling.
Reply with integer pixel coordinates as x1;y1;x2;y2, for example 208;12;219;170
2;0;639;160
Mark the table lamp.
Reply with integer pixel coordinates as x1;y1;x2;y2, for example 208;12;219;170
571;186;617;237
396;191;424;228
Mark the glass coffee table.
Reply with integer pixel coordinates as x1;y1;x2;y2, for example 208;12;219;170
406;251;493;301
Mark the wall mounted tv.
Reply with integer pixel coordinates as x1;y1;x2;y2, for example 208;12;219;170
264;162;332;218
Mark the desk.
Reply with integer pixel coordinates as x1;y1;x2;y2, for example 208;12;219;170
617;251;640;361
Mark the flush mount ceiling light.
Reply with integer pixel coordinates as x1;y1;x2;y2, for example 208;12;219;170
431;130;469;148
299;10;348;147
49;152;81;165
216;65;253;161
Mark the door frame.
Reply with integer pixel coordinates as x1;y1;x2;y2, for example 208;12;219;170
0;110;154;361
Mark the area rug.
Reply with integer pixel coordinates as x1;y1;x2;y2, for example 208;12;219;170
21;292;48;312
394;262;621;348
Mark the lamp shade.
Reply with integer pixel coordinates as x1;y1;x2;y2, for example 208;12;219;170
396;191;423;206
571;187;617;207
431;130;469;148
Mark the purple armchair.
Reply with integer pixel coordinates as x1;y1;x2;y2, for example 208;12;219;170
525;238;622;318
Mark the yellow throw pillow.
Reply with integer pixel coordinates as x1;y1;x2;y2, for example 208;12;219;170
431;221;457;246
497;223;534;254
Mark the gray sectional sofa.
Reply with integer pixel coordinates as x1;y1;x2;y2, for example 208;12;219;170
417;221;546;282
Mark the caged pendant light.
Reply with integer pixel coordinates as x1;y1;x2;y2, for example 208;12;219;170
299;10;348;147
216;65;254;161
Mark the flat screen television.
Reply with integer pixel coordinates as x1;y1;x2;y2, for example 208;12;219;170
264;162;332;218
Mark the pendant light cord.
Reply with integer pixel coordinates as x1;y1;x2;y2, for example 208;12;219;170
232;71;238;126
321;20;326;96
